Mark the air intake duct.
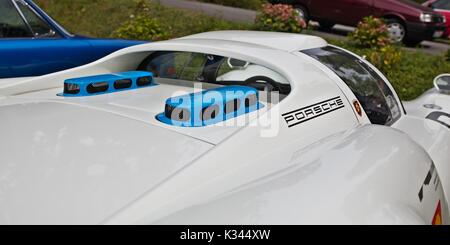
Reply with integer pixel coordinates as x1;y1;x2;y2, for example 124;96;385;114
60;71;155;97
156;86;262;127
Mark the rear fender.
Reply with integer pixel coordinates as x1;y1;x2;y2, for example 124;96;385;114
119;125;449;224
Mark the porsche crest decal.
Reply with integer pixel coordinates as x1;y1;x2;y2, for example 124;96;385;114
282;96;345;128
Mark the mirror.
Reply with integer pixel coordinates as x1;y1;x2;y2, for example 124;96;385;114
434;74;450;93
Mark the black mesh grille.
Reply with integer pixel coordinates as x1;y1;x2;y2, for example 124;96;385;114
165;104;176;119
165;104;191;122
433;15;445;23
137;76;152;86
64;83;80;94
86;82;109;94
114;79;132;89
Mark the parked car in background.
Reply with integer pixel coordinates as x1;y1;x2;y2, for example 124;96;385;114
423;0;450;38
270;0;447;45
0;0;145;79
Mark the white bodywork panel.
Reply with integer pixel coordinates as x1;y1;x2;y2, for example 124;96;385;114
181;31;328;52
152;126;444;225
0;77;35;87
0;101;213;224
0;31;448;225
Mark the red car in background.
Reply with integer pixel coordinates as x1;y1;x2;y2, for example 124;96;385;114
423;0;450;38
270;0;446;45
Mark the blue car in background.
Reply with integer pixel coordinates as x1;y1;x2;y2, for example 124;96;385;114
0;0;145;79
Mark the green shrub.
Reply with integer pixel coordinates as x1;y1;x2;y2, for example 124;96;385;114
384;52;450;100
112;15;169;41
349;16;391;49
446;49;450;62
365;46;403;72
255;3;306;33
347;16;403;73
197;0;265;10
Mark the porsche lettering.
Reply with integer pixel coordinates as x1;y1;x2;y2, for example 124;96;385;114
283;97;345;128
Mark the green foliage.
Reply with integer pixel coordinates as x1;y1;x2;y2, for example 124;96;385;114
384;52;450;101
197;0;265;10
255;3;306;33
446;49;450;62
348;16;403;73
112;15;169;41
365;46;403;72
34;0;137;38
34;0;250;40
114;0;251;40
349;16;391;49
109;1;169;41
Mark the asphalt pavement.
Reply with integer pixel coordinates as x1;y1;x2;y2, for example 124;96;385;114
155;0;450;56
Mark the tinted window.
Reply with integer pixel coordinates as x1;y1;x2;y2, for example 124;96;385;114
139;52;227;82
303;46;401;125
432;0;450;10
139;51;209;81
15;0;56;37
0;0;32;38
138;51;291;95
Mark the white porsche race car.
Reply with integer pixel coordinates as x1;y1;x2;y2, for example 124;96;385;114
0;31;449;225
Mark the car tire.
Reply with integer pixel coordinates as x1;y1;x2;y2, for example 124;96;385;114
318;21;335;30
294;5;309;26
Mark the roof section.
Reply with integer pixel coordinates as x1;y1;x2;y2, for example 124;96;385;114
181;31;328;52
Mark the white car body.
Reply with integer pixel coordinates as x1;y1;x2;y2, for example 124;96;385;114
0;31;449;225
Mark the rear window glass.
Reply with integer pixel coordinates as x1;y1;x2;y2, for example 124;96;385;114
138;51;291;95
303;46;401;125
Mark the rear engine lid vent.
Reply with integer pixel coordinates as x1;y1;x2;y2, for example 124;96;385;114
157;85;263;127
60;71;155;97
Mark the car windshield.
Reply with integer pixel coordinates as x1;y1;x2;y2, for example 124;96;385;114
138;51;292;96
432;0;450;10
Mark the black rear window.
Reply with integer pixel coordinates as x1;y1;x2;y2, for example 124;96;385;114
302;46;402;125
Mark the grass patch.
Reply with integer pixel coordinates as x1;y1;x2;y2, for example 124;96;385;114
34;0;137;38
196;0;265;10
384;52;450;101
34;0;251;39
136;2;251;39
